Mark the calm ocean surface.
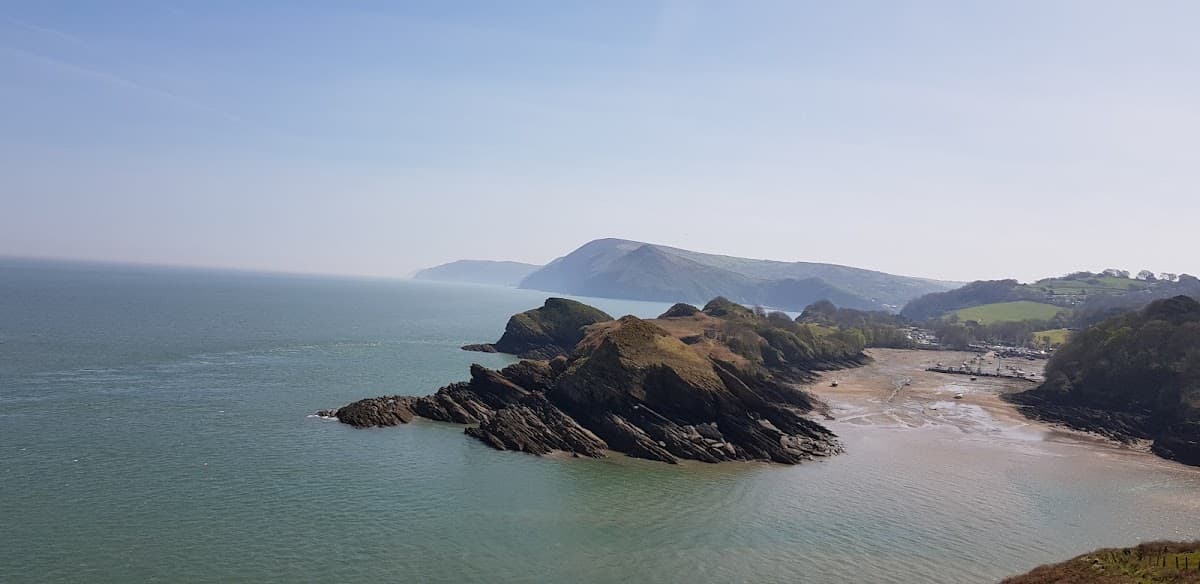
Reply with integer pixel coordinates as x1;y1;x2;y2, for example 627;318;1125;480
2;259;1198;583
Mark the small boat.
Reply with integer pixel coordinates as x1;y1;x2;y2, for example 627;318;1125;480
954;392;965;399
830;380;840;388
969;376;977;381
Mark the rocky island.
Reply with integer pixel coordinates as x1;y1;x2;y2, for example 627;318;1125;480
324;297;868;464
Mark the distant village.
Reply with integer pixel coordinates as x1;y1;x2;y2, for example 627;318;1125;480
903;326;1051;360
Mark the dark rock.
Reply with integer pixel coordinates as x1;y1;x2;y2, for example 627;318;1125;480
409;384;491;424
335;396;416;428
461;343;498;353
327;298;865;465
464;394;608;457
1150;423;1200;466
496;360;557;393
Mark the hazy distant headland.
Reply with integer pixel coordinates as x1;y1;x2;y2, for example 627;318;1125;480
412;260;541;287
414;238;961;313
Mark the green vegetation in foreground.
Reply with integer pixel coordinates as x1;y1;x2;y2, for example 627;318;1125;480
1002;541;1200;583
1032;328;1071;348
950;301;1064;325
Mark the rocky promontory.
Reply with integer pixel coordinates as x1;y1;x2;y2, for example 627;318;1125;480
461;297;612;359
1004;296;1200;467
328;297;871;464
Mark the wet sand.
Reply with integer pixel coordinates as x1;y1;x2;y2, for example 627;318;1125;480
806;349;1200;518
808;348;1155;456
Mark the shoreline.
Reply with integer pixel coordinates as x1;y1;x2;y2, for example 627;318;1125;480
805;348;1184;467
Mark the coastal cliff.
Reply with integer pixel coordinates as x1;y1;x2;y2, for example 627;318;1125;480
326;297;870;464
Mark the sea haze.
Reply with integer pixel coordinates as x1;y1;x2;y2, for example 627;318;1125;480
1;260;1197;583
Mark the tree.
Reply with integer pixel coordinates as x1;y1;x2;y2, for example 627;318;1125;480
1159;273;1178;282
1137;270;1157;281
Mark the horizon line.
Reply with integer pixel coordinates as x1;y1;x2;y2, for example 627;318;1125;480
0;254;419;283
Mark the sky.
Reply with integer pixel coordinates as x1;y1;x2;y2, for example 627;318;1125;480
2;1;1198;283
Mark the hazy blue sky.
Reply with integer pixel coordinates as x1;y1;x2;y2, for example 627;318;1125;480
2;1;1197;282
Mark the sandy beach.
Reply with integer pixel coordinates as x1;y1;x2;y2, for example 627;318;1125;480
807;348;1148;453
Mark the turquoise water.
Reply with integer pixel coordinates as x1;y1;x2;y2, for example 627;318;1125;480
2;260;1198;583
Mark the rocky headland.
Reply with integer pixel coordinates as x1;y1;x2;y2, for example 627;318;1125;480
325;297;870;464
1004;296;1200;467
460;297;613;359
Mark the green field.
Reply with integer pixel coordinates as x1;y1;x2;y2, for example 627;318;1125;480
1032;328;1071;348
949;301;1065;324
1033;275;1148;295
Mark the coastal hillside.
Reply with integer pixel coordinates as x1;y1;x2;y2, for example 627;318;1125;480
326;296;871;464
902;272;1200;350
1002;541;1200;583
413;260;541;287
1005;296;1200;466
518;238;957;312
901;272;1200;322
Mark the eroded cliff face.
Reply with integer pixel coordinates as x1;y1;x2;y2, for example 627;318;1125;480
332;316;843;464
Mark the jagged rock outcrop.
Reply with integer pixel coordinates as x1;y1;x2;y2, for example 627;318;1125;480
461;297;613;359
1152;423;1200;466
335;396;416;427
465;394;609;457
327;296;878;465
329;313;850;464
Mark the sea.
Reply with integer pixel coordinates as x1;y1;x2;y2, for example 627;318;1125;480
2;259;1198;583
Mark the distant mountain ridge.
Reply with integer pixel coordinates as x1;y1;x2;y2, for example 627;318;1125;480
518;238;959;312
412;260;541;287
